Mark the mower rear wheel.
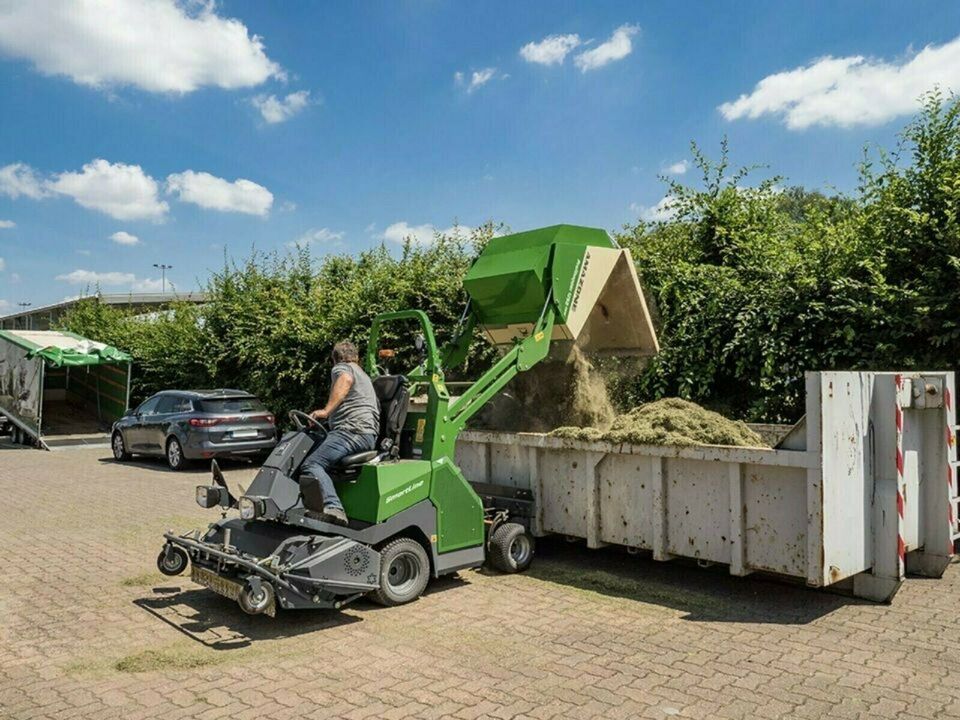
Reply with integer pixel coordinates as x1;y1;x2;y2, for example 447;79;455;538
371;538;430;607
166;437;187;471
112;431;131;461
157;545;189;576
489;522;535;573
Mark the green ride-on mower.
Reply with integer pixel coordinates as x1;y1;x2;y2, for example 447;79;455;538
156;224;658;615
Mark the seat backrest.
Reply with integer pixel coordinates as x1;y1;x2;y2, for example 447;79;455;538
372;375;409;453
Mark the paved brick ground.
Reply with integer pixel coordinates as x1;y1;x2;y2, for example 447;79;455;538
2;443;960;719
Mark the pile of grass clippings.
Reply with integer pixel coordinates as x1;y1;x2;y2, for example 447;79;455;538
550;398;766;448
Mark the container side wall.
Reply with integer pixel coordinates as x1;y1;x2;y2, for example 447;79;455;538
664;458;732;565
818;372;874;584
743;463;808;576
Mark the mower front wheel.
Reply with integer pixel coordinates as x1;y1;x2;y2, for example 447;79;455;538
157;545;189;576
488;522;535;573
370;538;430;607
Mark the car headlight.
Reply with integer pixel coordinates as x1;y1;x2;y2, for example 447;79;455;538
196;485;225;509
238;496;265;520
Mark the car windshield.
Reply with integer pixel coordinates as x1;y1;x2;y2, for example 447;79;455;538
199;397;267;414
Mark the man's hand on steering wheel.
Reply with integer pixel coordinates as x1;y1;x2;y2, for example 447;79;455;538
309;408;329;421
288;409;326;432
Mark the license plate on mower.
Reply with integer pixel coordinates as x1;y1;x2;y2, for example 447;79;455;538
190;565;276;617
191;565;242;602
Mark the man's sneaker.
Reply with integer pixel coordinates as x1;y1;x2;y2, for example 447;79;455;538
322;506;349;527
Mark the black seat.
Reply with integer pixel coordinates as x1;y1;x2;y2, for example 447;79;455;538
334;375;409;471
338;449;379;467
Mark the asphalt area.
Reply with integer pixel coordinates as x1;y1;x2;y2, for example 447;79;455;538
2;441;960;719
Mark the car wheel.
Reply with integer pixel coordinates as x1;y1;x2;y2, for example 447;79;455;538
166;436;188;471
112;431;132;461
488;522;535;573
370;537;430;607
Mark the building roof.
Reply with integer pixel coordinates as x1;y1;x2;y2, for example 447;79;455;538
0;292;208;323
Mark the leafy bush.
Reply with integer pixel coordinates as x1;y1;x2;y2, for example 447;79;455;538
59;224;501;420
618;92;960;421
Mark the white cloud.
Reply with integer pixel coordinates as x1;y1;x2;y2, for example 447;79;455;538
48;159;168;221
133;277;165;292
110;231;141;246
56;269;136;286
166;170;273;216
0;257;5;271
574;24;639;72
76;249;91;256
719;36;960;129
632;197;677;223
381;221;472;246
252;90;312;124
666;160;688;175
456;68;498;93
0;219;14;228
0;162;48;199
520;34;581;66
0;0;283;94
0;299;10;312
287;227;344;248
10;273;20;283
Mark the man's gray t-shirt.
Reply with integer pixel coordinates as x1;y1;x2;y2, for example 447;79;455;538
329;362;380;436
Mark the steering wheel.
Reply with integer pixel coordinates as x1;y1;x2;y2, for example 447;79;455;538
288;410;326;433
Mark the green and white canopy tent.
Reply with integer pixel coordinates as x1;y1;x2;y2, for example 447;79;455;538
0;329;132;447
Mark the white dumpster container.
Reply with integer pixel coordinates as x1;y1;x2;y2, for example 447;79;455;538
456;371;957;601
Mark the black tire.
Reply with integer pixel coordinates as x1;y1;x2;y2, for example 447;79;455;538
166;436;188;471
488;522;535;573
370;537;430;607
157;546;189;576
112;431;132;461
238;580;275;615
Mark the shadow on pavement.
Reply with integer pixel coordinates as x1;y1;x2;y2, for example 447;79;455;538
136;568;472;645
135;588;361;650
526;537;870;625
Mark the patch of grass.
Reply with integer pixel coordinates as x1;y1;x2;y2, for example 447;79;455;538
114;647;221;673
120;572;166;587
530;560;723;614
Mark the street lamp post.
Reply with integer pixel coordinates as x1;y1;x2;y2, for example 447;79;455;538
16;302;31;330
152;263;173;293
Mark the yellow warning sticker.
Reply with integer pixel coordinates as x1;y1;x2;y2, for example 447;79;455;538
534;331;544;342
415;418;426;443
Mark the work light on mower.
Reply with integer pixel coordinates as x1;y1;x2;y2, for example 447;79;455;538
196;485;229;509
238;496;267;520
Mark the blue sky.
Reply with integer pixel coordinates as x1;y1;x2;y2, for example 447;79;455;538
1;0;959;310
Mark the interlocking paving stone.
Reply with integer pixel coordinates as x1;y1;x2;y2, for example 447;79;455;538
3;443;960;719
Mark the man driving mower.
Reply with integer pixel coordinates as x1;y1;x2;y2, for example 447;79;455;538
300;340;380;526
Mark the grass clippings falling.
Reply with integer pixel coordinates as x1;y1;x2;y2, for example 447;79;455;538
114;647;222;673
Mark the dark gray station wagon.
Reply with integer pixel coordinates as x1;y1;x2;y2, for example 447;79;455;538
112;389;278;470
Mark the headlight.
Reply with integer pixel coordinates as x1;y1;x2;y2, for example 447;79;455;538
238;496;265;520
195;485;224;509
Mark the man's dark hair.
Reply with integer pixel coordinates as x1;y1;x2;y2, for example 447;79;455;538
331;340;359;364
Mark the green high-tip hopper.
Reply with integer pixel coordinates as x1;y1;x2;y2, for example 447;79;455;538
463;224;658;355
